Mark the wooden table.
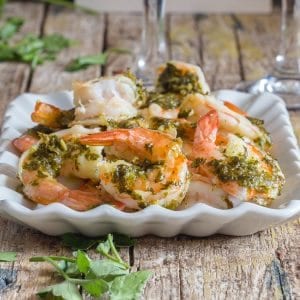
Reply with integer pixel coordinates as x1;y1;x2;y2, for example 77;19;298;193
0;2;299;299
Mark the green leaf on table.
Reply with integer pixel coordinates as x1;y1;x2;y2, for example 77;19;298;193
89;259;129;280
65;48;131;72
110;270;152;300
60;232;101;250
65;52;108;72
81;278;109;297
43;33;76;55
37;280;82;300
0;251;17;262
76;250;90;274
0;17;24;42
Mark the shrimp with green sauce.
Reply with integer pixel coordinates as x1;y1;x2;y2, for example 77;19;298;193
80;127;190;210
189;110;285;207
18;126;124;211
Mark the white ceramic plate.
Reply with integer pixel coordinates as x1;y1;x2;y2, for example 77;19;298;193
0;90;300;237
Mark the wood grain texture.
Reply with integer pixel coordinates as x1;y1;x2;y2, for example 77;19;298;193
105;13;141;76
0;2;45;124
196;15;241;90
29;6;105;93
0;3;299;300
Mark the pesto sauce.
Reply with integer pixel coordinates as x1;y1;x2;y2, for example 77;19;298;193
56;108;75;128
246;116;271;149
123;70;148;108
114;116;148;129
145;92;182;109
156;63;203;95
23;134;66;178
26;124;54;137
208;155;278;193
191;158;206;168
112;164;143;197
23;134;99;178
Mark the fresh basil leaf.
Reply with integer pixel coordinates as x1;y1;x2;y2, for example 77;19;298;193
112;233;135;247
0;251;17;262
76;250;90;274
65;52;108;72
60;233;100;250
89;259;129;280
37;280;82;300
0;17;24;42
110;270;152;300
81;278;109;297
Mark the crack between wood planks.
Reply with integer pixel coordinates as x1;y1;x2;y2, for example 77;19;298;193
231;14;245;82
25;3;49;93
194;16;204;67
101;14;109;76
272;250;292;300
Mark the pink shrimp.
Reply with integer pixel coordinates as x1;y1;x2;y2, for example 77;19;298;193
80;127;190;210
190;110;285;206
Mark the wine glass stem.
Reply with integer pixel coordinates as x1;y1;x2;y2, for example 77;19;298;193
136;0;168;85
275;0;300;77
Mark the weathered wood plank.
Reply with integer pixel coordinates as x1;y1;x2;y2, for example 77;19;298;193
0;2;45;124
29;6;105;93
169;15;201;64
0;4;52;299
196;14;241;90
105;13;142;75
235;14;280;82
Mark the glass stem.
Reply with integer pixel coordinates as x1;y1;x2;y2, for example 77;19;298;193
135;0;168;85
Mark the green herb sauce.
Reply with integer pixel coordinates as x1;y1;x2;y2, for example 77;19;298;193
156;63;204;95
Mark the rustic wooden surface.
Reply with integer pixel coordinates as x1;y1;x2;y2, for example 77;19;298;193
0;2;299;299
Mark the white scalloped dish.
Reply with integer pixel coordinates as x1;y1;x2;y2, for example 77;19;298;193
0;90;300;237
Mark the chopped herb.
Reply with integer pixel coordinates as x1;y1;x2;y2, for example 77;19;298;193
123;70;148;107
114;116;148;129
157;62;204;95
191;158;206;168
26;124;54;137
208;154;284;195
144;143;153;154
178;108;193;119
145;92;182;109
247;116;271;149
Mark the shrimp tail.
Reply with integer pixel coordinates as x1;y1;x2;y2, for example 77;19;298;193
31;101;62;128
13;134;38;153
80;130;130;146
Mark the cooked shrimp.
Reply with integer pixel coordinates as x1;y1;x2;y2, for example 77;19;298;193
13;134;39;153
72;75;142;126
30;101;75;129
156;61;210;95
18;126;108;211
189;110;285;206
80;127;190;210
179;93;271;150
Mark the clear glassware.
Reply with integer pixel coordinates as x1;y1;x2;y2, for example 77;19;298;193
134;0;169;86
236;0;300;107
